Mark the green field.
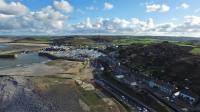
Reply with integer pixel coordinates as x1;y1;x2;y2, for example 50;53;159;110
76;85;119;112
175;42;196;47
112;38;158;45
77;85;104;106
13;37;53;44
190;47;200;55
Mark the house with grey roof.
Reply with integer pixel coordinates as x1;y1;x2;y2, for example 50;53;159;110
148;80;176;95
173;89;199;105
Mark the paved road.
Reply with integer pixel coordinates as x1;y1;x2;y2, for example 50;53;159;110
94;73;156;112
96;55;180;112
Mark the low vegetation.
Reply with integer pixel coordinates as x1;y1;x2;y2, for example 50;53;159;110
12;37;53;44
116;42;200;95
190;47;200;55
112;38;158;45
76;85;118;112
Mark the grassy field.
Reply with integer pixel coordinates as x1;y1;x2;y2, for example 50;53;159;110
67;37;96;45
190;47;200;55
112;38;158;45
51;36;162;46
175;42;196;47
77;87;104;106
12;37;53;44
76;85;119;112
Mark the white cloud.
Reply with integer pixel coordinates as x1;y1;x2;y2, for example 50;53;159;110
31;6;67;29
151;23;176;32
86;6;97;10
104;2;113;10
71;17;155;34
176;3;190;9
69;16;200;37
53;0;73;13
0;0;200;37
161;4;170;12
2;12;200;36
0;0;29;16
0;0;69;34
146;4;170;12
146;4;160;12
184;16;200;24
181;3;190;9
153;16;200;35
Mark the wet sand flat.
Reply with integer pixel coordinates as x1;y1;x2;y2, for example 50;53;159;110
0;60;93;112
0;76;84;112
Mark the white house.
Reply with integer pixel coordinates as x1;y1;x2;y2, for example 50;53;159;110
179;89;199;105
173;89;199;105
115;75;124;79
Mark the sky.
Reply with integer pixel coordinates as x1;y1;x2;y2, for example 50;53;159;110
0;0;200;36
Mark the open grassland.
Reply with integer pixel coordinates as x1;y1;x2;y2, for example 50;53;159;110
12;37;53;44
190;47;200;55
76;85;121;112
66;37;96;45
52;36;161;47
175;42;196;47
112;38;159;45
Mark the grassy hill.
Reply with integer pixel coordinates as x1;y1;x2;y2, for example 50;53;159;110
117;42;200;95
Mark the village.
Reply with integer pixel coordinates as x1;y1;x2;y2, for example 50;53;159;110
0;36;199;112
94;45;200;112
1;0;200;111
37;44;200;112
39;45;105;61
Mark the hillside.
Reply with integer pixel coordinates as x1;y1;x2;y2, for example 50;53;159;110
117;42;200;95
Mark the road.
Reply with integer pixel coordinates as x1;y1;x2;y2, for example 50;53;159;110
94;72;155;112
106;56;182;112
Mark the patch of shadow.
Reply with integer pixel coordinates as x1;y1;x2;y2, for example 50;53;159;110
37;84;84;112
0;76;19;109
0;77;85;112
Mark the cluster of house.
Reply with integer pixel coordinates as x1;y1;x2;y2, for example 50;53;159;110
41;46;105;61
113;72;199;109
96;53;200;110
147;80;199;105
42;46;73;51
43;46;66;51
